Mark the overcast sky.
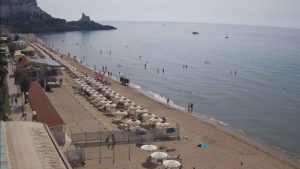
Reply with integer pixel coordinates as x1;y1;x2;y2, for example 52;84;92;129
37;0;300;28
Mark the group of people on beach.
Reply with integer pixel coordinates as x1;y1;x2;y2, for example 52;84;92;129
188;103;193;112
99;50;111;55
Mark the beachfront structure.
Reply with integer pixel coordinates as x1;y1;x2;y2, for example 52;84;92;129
17;55;62;82
20;46;35;56
0;47;7;57
28;81;65;132
0;121;72;169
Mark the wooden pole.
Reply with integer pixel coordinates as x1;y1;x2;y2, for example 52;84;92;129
129;145;131;161
113;145;115;164
99;146;101;164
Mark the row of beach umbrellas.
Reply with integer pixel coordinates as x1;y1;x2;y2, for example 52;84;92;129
141;145;181;168
32;42;171;128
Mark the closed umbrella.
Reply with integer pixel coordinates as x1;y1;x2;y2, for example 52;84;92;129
151;152;168;160
141;145;157;152
163;160;181;168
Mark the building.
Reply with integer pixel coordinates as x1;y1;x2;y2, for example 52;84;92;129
0;121;72;169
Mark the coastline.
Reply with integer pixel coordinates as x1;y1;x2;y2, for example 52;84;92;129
33;35;300;168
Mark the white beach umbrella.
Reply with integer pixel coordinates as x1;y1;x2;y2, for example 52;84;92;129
100;99;110;105
136;109;148;114
150;117;163;123
156;122;170;128
142;113;156;118
141;145;157;152
106;102;117;107
125;101;135;107
129;105;141;110
163;160;181;168
151;152;168;160
116;110;128;116
127;119;141;126
119;98;127;103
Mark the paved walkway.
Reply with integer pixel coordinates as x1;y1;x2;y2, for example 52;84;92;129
6;58;33;121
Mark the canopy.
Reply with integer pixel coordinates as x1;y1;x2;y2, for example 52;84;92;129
142;113;156;118
141;145;157;152
163;160;181;168
151;152;168;160
127;119;141;126
116;110;128;116
150;117;163;123
156;122;170;127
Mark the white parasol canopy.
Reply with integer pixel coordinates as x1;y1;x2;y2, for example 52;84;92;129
151;152;168;160
150;117;163;123
116;110;128;116
106;103;117;108
127;119;141;126
142;113;156;118
156;122;170;127
163;160;181;168
136;109;148;114
141;145;157;152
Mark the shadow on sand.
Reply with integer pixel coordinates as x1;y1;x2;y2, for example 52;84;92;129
141;161;158;169
13;105;24;114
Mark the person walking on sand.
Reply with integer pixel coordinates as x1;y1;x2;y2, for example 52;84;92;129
105;135;111;148
190;103;194;112
14;97;18;106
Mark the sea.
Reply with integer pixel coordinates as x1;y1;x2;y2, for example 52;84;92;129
37;22;300;160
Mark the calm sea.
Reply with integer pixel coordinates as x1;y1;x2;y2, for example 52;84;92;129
38;22;300;158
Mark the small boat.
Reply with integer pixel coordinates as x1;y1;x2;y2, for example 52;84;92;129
192;32;199;35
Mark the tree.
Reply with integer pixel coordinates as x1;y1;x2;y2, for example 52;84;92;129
14;68;30;102
7;42;16;58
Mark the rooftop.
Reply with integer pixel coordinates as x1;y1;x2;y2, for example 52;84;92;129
28;81;65;127
1;121;71;169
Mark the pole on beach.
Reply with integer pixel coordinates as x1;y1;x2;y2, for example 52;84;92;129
113;145;115;164
129;145;131;161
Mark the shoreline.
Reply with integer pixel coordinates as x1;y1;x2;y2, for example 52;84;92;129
33;35;300;168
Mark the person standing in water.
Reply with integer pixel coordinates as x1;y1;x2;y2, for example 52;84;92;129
162;68;165;74
167;98;170;105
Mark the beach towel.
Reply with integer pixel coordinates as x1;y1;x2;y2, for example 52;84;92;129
197;143;208;148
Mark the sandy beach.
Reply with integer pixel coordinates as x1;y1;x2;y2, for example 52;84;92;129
30;37;300;169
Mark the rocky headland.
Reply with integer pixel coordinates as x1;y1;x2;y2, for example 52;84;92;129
0;0;116;33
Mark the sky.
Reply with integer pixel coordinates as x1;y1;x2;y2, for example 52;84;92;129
37;0;300;28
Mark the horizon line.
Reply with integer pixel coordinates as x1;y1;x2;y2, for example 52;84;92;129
95;20;300;30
